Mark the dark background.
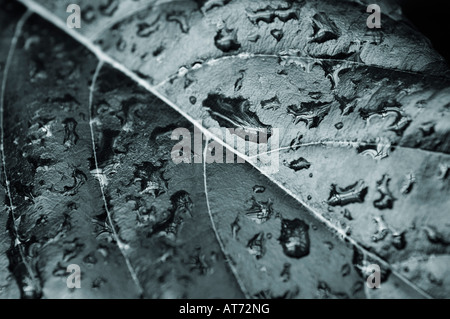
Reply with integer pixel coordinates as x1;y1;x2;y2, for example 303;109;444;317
400;0;450;65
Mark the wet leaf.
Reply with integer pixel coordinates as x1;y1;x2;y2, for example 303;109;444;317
1;0;449;298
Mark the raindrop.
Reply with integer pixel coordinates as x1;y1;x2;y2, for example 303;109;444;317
280;263;291;282
230;215;241;239
279;218;310;259
335;122;344;130
341;263;351;277
247;232;266;259
270;29;284;41
252;185;266;193
116;38;126;52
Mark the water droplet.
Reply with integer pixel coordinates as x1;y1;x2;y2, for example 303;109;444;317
341;209;353;220
230;215;241;239
133;161;168;198
92;277;107;289
422;225;449;245
99;0;119;17
214;26;240;52
62;238;85;262
136;16;160;37
245;197;273;224
373;175;395;210
327;180;368;206
372;216;389;242
260;96;281;110
341;263;351;277
270;29;284;41
287;102;331;129
247;232;266;259
335;122;344;130
280;263;291;282
116;37;126;51
83;252;97;266
189;247;210;275
81;5;96;23
166;11;190;33
392;232;406;250
279;218;310;259
283;157;311;172
252;185;266;193
234;70;245;92
400;172;415;195
352;247;391;282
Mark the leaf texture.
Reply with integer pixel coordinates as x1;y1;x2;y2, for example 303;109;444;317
0;0;449;298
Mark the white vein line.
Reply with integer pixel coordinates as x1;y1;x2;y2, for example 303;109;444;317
202;141;250;299
88;61;144;297
0;9;40;296
248;140;450;159
18;0;434;299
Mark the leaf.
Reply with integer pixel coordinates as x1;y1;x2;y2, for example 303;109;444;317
1;0;449;298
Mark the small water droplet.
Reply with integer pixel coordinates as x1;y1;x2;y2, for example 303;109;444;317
247;232;266;259
270;29;284;41
283;157;311;172
324;241;333;250
280;263;291;282
327;180;368;206
231;215;241;240
252;185;266;193
245;197;273;224
335;122;344;130
116;38;126;51
341;263;351;277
